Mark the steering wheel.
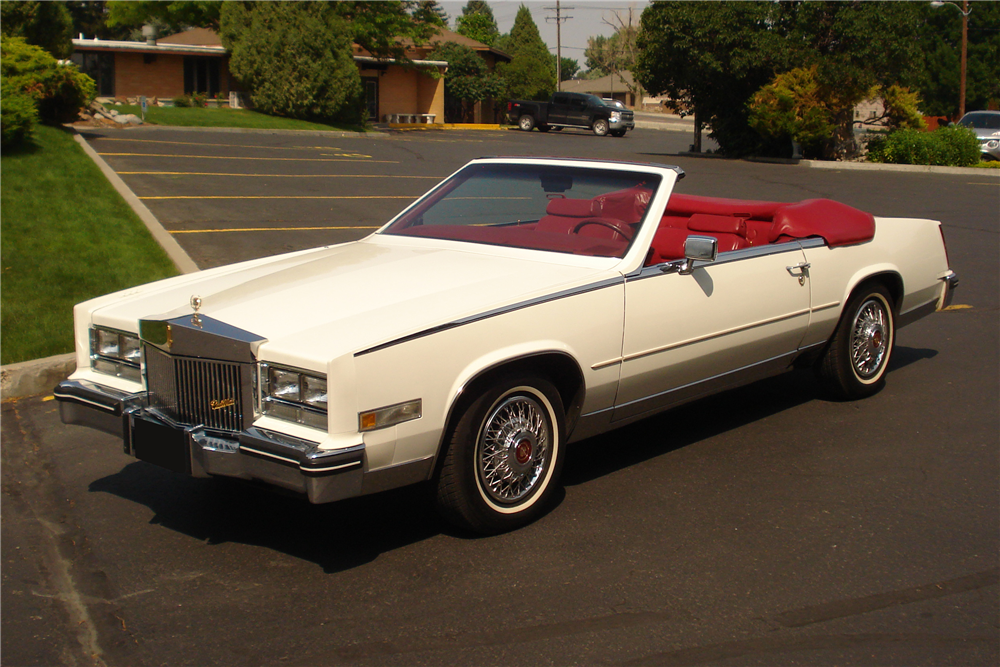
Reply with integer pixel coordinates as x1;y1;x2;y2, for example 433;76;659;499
571;218;634;241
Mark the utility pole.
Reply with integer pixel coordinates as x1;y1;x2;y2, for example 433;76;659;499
931;0;972;119
545;1;573;91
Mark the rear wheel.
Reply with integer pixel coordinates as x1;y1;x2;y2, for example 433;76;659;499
538;124;550;133
435;375;565;534
518;114;535;131
592;118;609;136
817;284;895;400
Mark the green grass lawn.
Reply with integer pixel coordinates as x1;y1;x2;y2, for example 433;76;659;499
1;125;179;365
112;104;366;132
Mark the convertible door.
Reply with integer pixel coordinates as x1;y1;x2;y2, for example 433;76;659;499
614;245;811;422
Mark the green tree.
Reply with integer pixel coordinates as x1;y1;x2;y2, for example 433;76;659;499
336;1;442;62
414;1;449;27
105;0;222;32
916;1;1000;118
220;2;362;123
559;57;579;81
456;0;498;46
748;66;843;157
635;1;926;158
0;1;74;59
66;1;132;40
1;35;95;127
429;41;502;122
497;5;554;101
635;1;790;156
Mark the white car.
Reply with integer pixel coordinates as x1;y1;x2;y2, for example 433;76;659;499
55;158;958;534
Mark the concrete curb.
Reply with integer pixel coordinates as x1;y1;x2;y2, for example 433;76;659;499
0;130;201;402
1;353;76;401
71;129;201;273
676;150;1000;176
634;120;691;133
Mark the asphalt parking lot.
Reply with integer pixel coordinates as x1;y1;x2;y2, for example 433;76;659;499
2;126;998;666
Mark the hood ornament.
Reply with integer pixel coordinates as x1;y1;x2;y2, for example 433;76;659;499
190;295;203;327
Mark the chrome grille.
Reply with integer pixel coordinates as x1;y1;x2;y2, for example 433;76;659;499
144;345;244;431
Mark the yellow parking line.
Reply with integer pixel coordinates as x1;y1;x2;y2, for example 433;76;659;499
95;137;350;152
171;226;380;234
139;195;417;200
942;304;973;311
98;152;393;162
117;171;443;178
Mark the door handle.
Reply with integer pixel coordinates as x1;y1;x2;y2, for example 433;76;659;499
786;262;810;285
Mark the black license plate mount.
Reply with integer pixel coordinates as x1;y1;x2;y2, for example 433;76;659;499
131;417;191;475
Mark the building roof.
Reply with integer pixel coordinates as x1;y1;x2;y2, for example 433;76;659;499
420;28;511;61
360;27;511;62
74;34;446;70
157;27;222;47
72;38;226;57
562;71;638;95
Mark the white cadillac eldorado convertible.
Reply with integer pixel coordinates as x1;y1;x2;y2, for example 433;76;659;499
55;157;958;534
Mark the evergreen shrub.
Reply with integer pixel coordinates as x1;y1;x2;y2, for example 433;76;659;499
866;125;981;166
1;36;95;125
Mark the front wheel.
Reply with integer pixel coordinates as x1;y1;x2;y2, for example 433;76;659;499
592;118;609;136
518;114;535;131
816;284;895;400
435;376;565;534
610;129;627;138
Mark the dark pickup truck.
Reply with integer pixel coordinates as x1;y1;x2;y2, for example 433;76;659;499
507;92;635;137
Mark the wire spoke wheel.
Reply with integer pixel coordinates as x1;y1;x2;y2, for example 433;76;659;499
816;284;894;400
850;298;889;379
435;376;565;534
477;394;551;505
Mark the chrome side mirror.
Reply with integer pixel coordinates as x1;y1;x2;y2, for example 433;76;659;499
678;235;718;275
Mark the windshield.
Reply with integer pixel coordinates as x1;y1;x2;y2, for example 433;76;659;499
382;163;661;258
959;112;1000;130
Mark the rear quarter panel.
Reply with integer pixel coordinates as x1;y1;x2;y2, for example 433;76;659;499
801;217;950;348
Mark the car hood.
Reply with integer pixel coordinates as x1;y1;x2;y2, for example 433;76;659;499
89;236;617;365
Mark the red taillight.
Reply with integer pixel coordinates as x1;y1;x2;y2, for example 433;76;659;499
507;102;512;111
939;224;951;267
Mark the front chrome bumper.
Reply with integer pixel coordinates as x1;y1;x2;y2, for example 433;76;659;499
609;117;634;131
54;379;365;504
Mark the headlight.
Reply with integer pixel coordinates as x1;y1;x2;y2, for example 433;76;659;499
259;363;327;430
90;327;142;382
610;111;621;121
986;139;999;149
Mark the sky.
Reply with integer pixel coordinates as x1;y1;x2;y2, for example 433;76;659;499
436;1;651;68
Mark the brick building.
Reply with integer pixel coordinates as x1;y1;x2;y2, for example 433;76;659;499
70;28;449;123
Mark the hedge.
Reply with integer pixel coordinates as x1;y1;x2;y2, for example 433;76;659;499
866;125;981;167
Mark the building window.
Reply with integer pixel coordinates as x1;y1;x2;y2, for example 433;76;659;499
183;57;220;96
71;52;114;97
362;77;379;122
